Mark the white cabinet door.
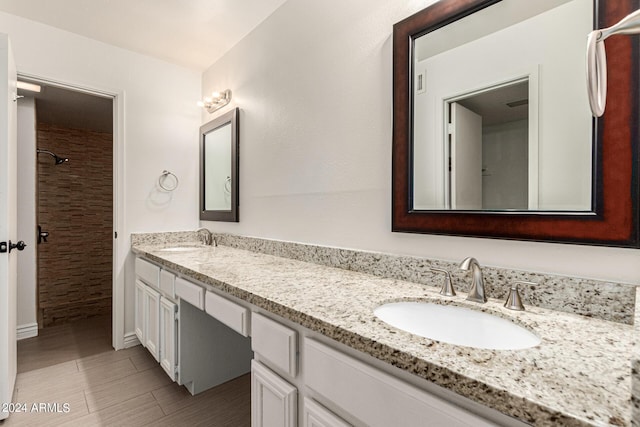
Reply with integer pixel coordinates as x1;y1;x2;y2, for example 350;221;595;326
159;296;177;381
251;360;297;427
134;279;146;346
303;397;350;427
144;286;161;361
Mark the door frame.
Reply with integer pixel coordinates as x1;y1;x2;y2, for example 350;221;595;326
18;72;126;350
441;69;540;210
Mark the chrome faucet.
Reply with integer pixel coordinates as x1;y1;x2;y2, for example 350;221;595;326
459;257;487;303
195;228;214;246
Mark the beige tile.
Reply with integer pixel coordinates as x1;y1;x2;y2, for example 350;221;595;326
14;318;250;426
15;360;78;389
17;358;137;403
130;348;160;372
59;393;165;427
80;358;138;389
2;390;88;427
151;382;196;415
84;365;172;412
18;334;113;373
152;386;250;427
152;375;250;423
76;345;144;371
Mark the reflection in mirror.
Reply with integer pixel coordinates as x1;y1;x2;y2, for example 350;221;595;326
204;122;232;210
412;0;593;211
200;108;239;222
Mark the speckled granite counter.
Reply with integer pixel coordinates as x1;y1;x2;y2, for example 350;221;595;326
132;241;633;426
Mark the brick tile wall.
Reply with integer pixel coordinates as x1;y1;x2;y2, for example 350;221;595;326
37;123;113;327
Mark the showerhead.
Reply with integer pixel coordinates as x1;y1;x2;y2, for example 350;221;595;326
37;148;69;165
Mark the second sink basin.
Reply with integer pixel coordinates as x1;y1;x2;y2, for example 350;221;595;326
374;301;540;350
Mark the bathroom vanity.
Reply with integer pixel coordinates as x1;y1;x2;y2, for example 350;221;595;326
131;233;634;426
134;256;252;395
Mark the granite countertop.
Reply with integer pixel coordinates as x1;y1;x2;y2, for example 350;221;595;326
132;242;633;426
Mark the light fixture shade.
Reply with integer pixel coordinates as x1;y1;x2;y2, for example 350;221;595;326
198;89;232;114
17;81;42;93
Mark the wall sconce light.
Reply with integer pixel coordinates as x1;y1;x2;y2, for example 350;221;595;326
197;89;232;113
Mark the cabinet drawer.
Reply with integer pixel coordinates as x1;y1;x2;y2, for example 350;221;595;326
303;397;350;427
135;258;160;288
304;339;494;427
205;291;249;336
160;270;175;298
175;277;204;310
251;313;297;377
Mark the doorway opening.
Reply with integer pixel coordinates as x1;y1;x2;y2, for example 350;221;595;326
443;77;538;210
16;77;115;368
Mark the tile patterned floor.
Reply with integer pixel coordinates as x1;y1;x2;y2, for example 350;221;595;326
3;316;250;426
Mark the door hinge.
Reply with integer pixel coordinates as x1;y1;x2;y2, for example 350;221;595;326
0;240;26;253
114;231;118;239
447;123;454;134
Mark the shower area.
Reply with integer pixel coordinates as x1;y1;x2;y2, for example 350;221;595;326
23;81;114;329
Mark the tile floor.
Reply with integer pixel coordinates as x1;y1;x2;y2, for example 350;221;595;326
3;316;251;426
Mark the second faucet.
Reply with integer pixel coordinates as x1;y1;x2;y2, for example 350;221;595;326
459;257;487;303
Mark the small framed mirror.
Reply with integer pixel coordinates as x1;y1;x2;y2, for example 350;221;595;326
200;108;239;222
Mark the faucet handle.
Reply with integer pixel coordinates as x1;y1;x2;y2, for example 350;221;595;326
430;268;456;297
196;228;213;245
503;281;535;311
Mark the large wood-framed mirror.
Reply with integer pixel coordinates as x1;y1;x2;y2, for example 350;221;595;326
392;0;640;246
200;108;239;222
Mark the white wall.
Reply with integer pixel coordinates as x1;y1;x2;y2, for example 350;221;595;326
0;12;201;341
16;96;36;332
414;0;592;210
201;0;639;285
482;120;529;210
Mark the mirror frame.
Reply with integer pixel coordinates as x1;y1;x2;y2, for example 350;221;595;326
392;0;640;247
199;107;239;222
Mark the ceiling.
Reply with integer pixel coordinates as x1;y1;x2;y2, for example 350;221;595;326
0;0;288;70
458;81;528;126
18;80;113;133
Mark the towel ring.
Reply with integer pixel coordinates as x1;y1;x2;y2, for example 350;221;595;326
158;170;179;191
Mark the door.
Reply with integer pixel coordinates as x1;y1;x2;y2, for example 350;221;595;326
134;280;146;346
144;286;160;362
450;102;483;209
0;34;18;421
159;296;177;381
251;360;297;427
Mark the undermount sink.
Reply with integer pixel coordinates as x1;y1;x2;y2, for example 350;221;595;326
374;301;540;350
158;246;203;252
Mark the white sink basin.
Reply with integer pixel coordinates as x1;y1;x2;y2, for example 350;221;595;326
158;246;203;252
374;301;540;350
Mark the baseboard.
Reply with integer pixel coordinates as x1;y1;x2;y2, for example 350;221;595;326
17;322;38;340
123;332;141;348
